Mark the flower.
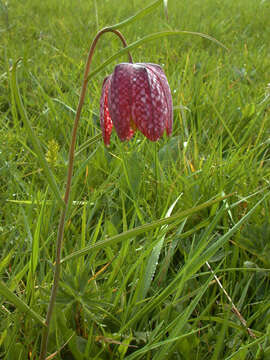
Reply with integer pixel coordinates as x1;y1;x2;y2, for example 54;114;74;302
100;63;173;145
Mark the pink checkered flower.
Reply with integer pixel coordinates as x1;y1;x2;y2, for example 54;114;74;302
100;63;173;145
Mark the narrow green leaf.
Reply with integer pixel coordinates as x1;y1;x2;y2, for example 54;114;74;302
163;0;168;21
207;94;238;147
70;147;99;203
121;207;226;332
190;193;270;276
125;326;209;360
61;194;233;263
90;211;104;246
26;188;48;298
11;59;64;207
224;335;266;360
6;199;91;205
77;202;87;273
52;97;76;114
32;187;48;274
75;133;102;157
120;194;267;332
141;194;182;300
9;263;29;292
5;50;19;128
0;250;14;276
0;280;46;327
88;30;228;81
108;0;162;31
210;312;230;360
153;274;214;360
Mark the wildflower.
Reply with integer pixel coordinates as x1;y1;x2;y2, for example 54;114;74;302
100;63;173;145
45;139;60;166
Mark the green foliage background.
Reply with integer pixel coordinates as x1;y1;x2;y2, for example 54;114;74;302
1;0;270;358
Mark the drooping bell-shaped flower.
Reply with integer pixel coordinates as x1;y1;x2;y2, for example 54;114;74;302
100;63;173;145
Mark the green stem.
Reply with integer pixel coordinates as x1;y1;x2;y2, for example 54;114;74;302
39;28;132;360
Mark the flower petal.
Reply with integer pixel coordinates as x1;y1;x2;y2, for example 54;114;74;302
108;64;134;141
142;63;173;136
100;76;113;145
130;64;168;141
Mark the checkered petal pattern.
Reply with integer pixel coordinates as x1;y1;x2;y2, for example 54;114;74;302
100;63;173;145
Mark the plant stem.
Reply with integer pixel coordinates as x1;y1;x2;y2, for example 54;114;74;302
154;141;159;210
39;28;132;360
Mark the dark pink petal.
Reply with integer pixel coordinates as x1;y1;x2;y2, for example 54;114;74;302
108;64;134;141
100;76;113;145
142;63;173;136
101;62;173;145
130;64;167;141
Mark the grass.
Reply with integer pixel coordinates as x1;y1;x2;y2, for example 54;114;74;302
1;0;270;358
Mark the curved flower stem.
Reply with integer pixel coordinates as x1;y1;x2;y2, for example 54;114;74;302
154;142;159;210
39;28;133;360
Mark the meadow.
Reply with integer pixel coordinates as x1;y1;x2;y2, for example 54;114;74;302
1;0;270;358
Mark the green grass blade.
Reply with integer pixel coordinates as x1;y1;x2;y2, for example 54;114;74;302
141;194;182;300
120;207;226;332
26;188;48;299
207;93;238;147
88;30;228;80
190;193;270;274
9;263;29;292
210;311;230;360
32;188;48;274
153;274;214;360
108;0;162;31
0;251;14;276
61;194;233;263
0;280;46;327
75;133;102;157
224;335;266;360
120;195;267;333
163;0;168;21
77;202;86;273
125;326;209;360
10;59;64;207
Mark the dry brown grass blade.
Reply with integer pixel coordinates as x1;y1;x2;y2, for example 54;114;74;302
205;261;257;339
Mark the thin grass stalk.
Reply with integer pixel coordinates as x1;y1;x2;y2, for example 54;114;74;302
205;261;257;339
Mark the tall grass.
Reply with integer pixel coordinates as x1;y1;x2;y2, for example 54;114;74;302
1;0;270;358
